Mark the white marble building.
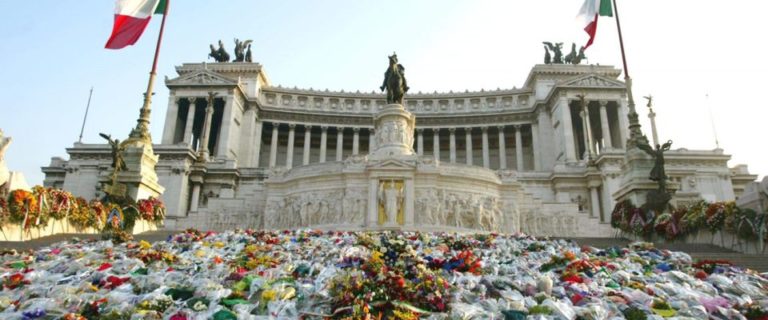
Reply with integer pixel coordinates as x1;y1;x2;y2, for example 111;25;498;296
42;62;757;236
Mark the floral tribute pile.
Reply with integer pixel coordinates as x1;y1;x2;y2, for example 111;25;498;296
611;199;767;242
0;186;165;237
1;229;767;319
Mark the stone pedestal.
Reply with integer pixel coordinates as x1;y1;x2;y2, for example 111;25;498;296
370;104;416;160
117;139;165;200
613;147;677;209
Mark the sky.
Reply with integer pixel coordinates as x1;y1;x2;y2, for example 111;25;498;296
1;0;766;186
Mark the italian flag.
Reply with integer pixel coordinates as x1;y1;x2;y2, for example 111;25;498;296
578;0;613;49
105;0;167;49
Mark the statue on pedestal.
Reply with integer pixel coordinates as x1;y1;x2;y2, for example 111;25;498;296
380;53;409;104
638;139;673;191
100;133;127;172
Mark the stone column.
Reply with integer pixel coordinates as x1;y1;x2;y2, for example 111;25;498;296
433;129;440;160
269;123;279;167
580;101;596;159
648;105;659;147
481;126;489;168
515;125;524;171
251;120;263;167
302;125;312;165
189;183;201;212
319;126;328;163
161;96;180;144
560;97;577;162
497;125;506;169
416;129;424;156
599;100;613;149
449;128;456;163
368;179;379;226
369;129;376;153
531;122;540;171
465;127;473;165
405;179;415;225
182;97;197;145
352;127;360;155
286;124;296;168
198;94;216;161
215;95;235;159
618;99;629;148
336;127;344;161
590;186;601;219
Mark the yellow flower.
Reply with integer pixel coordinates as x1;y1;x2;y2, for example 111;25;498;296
195;250;206;258
262;289;276;301
213;241;225;248
139;240;152;250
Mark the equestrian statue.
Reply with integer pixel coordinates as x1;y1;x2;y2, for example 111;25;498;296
380;53;409;104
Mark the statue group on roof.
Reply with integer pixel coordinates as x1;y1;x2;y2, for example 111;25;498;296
208;38;253;63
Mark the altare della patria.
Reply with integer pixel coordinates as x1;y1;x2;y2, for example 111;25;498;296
31;41;757;238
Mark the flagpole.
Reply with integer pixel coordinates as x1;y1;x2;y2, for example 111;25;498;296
611;0;647;148
128;0;170;143
78;86;94;143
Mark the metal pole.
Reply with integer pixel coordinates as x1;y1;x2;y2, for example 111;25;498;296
128;0;170;143
611;0;647;148
78;87;94;143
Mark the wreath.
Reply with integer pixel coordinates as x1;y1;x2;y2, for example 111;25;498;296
8;189;39;231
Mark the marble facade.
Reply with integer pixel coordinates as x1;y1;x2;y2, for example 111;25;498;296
42;62;758;236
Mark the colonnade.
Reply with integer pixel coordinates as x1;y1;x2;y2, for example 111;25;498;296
261;122;538;171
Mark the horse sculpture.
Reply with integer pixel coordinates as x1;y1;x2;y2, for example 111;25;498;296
208;40;230;62
380;53;409;104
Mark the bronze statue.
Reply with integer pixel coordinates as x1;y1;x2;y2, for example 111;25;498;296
564;43;577;64
245;44;253;63
380;53;409;104
99;133;127;172
572;46;587;65
544;46;551;64
638;139;673;191
542;42;564;64
208;40;230;62
233;38;253;62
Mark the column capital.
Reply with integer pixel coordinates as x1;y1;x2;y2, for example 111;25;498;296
464;127;473;132
481;126;489;132
352;127;360;133
187;97;197;103
497;125;505;131
304;125;312;131
599;100;609;107
321;125;328;131
337;126;345;131
448;127;456;133
288;123;296;130
416;128;424;133
432;128;440;134
514;124;521;130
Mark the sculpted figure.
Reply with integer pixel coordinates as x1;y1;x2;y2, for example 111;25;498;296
245;44;253;62
99;133;127;172
638;140;673;191
378;180;402;224
380;53;409;104
542;42;564;64
217;40;230;62
233;38;253;62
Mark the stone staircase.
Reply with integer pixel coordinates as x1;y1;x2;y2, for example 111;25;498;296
570;237;768;272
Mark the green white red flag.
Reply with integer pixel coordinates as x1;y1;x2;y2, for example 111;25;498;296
105;0;167;49
578;0;613;49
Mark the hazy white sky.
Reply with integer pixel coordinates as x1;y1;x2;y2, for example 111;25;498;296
1;0;765;185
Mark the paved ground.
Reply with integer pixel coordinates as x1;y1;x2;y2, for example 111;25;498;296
2;232;766;272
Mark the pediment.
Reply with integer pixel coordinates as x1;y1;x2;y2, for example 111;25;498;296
165;69;238;87
367;158;417;170
559;74;625;89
